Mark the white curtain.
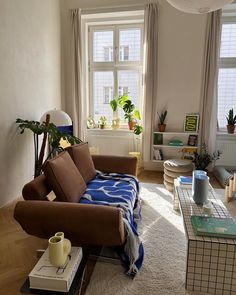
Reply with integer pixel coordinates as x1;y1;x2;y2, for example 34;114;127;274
68;9;83;138
199;10;222;154
143;3;159;164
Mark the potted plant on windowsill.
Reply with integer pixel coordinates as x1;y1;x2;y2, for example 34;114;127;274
157;110;167;132
118;94;141;131
110;98;120;130
99;116;107;129
226;108;236;134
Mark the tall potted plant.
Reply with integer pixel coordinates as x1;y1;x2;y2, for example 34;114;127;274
16;118;82;178
157;110;167;132
226;108;236;134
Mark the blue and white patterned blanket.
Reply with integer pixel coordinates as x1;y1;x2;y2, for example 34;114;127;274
79;172;144;277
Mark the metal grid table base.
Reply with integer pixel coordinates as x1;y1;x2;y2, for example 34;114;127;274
174;180;236;295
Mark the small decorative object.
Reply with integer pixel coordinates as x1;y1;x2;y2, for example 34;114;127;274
157;110;167;132
168;139;183;146
154;133;163;145
188;134;198;146
202;201;213;215
87;117;95;129
192;143;221;171
226;108;236;134
48;232;71;267
184;114;199;132
99;116;107;129
181;147;197;160
166;0;233;14
110;98;121;130
192;172;209;205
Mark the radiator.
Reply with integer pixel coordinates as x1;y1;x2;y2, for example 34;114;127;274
216;136;236;167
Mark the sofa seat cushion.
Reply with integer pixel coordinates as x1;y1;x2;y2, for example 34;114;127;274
80;173;138;220
66;143;96;183
43;151;86;203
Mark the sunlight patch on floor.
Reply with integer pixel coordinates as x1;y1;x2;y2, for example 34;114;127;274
140;185;185;234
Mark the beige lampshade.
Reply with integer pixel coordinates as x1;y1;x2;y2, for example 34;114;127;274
166;0;233;14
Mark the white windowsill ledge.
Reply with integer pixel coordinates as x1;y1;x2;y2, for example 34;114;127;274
216;131;236;140
85;128;135;138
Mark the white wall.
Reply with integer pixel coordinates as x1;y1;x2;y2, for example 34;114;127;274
0;0;61;207
60;0;207;168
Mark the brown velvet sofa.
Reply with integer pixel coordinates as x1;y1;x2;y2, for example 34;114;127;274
14;153;137;248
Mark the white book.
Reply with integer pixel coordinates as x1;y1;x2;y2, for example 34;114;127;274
29;247;83;292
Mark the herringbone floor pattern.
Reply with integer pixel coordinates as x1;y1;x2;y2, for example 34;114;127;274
0;171;221;295
0;199;47;295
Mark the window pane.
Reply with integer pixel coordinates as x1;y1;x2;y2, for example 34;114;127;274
119;29;141;62
218;68;236;128
93;71;114;123
220;24;236;58
118;70;140;122
93;30;113;62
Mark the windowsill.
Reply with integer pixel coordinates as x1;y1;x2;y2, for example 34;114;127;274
86;128;133;132
216;131;236;140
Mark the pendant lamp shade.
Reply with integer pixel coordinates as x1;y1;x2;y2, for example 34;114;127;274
166;0;233;14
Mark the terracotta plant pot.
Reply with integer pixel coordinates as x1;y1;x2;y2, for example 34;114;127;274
128;121;137;130
227;125;235;134
158;124;166;132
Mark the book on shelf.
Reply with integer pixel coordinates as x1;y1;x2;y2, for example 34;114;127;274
153;148;164;160
191;215;236;239
178;176;192;184
29;247;83;292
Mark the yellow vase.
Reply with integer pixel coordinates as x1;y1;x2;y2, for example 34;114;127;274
48;232;71;267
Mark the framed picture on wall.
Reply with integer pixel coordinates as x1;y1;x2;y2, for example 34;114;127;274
187;134;198;146
184;114;199;132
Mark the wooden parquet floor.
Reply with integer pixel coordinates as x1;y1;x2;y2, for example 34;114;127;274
0;171;222;295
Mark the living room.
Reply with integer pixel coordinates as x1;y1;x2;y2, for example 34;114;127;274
1;0;236;294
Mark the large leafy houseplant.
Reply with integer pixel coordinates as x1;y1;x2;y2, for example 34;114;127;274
16;117;82;178
118;94;143;134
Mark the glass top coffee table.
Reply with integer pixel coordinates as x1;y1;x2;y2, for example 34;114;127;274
174;179;236;294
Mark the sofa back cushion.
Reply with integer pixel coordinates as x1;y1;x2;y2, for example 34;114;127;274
43;151;86;203
66;143;96;183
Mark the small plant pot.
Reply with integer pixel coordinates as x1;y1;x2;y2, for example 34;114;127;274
227;125;235;134
100;125;105;129
158;124;166;132
128;121;137;130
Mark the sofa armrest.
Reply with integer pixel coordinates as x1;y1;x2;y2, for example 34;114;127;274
22;174;52;201
92;155;137;176
14;201;125;247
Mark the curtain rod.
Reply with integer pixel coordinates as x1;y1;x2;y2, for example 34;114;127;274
81;5;145;15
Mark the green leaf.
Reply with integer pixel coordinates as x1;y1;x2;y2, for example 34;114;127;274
134;110;141;120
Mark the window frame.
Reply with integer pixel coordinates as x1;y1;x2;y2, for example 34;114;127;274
218;16;236;132
88;23;144;126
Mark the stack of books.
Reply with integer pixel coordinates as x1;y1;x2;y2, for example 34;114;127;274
29;247;83;292
191;215;236;239
178;176;192;184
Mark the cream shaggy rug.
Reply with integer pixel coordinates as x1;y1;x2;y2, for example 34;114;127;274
85;183;236;295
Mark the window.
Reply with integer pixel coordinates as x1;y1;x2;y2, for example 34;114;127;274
218;20;236;129
89;24;143;124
